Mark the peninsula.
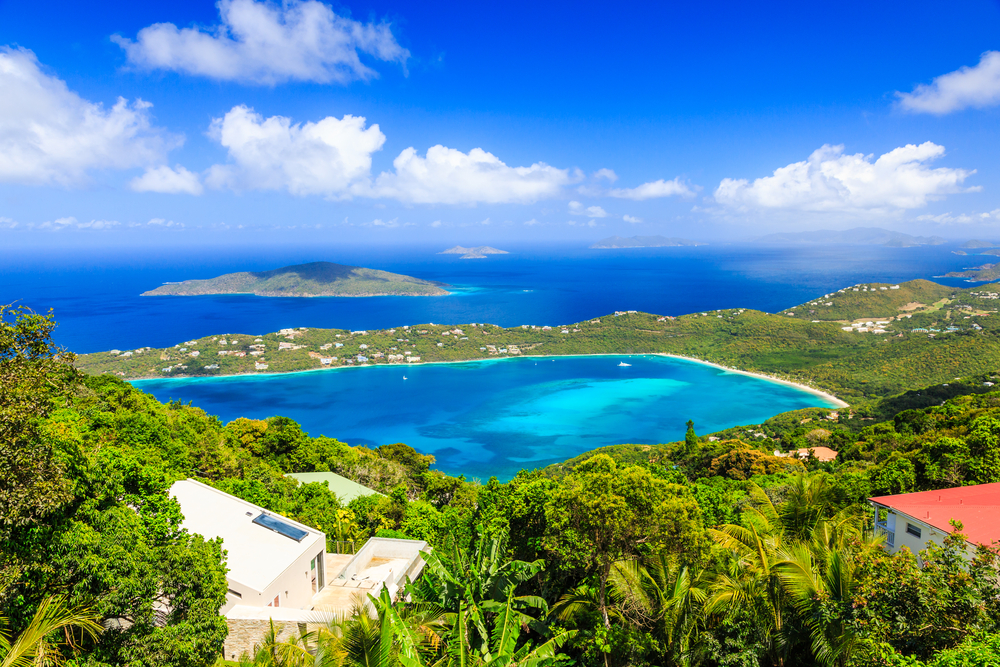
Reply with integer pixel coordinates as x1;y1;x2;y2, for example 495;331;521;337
752;227;946;247
944;264;1000;282
590;235;705;249
141;262;450;297
438;246;509;259
80;278;1000;403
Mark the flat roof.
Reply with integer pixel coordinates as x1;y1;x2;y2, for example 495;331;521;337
286;472;383;504
170;479;325;593
869;482;1000;547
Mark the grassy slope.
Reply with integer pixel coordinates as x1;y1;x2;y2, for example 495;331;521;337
778;279;955;321
78;279;1000;402
142;262;449;297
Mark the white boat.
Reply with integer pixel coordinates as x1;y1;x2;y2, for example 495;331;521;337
618;362;631;367
403;376;408;380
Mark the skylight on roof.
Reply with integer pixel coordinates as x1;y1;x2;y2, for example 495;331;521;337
252;513;309;542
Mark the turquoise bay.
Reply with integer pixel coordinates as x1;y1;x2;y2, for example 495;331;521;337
133;355;839;481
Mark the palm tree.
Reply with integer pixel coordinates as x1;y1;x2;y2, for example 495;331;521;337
0;593;103;667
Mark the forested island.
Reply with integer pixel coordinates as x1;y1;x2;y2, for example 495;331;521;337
438;245;509;259
7;300;1000;667
142;261;450;297
81;278;1000;402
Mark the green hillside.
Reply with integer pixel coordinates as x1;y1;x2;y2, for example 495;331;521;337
79;279;1000;401
142;261;450;297
782;279;955;321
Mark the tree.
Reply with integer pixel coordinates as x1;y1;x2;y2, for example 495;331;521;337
0;588;102;667
685;420;698;454
544;455;703;630
0;305;78;531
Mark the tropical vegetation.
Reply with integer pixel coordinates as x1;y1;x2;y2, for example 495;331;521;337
4;303;1000;666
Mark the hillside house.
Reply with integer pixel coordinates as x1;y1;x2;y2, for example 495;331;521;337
170;480;428;661
869;483;1000;558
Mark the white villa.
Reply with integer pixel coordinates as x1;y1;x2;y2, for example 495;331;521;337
169;479;428;660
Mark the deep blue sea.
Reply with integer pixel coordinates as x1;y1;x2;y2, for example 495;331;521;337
1;241;981;479
134;355;840;481
0;242;980;353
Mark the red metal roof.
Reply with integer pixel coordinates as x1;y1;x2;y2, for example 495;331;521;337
869;483;1000;547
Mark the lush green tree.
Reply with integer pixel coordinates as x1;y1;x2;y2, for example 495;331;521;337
0;306;78;532
0;587;102;667
544;455;703;630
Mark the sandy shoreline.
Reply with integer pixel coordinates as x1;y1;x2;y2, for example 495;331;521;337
128;352;849;408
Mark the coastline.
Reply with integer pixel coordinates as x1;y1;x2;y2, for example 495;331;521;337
127;351;849;408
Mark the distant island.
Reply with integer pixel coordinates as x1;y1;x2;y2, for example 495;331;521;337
752;227;946;247
944;263;1000;282
961;239;1000;249
142;262;450;297
439;246;509;259
590;235;705;249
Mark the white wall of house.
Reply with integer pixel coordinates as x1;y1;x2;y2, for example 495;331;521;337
875;508;952;560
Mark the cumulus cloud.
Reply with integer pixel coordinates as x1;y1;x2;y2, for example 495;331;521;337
372;146;577;204
593;168;618;182
714;143;976;214
0;46;178;186
897;51;1000;115
113;0;408;85
567;219;597;228
609;178;696;200
0;216;16;229
205;105;385;196
915;209;1000;225
568;201;607;217
203;106;579;204
130;165;203;194
623;214;642;223
524;218;540;226
147;217;185;227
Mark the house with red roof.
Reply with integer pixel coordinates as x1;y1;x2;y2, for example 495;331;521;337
868;483;1000;558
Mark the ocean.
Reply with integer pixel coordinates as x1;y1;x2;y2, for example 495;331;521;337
133;354;841;481
3;240;976;479
1;242;980;354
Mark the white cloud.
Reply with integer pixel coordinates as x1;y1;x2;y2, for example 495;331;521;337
623;214;642;223
429;220;443;228
915;209;1000;225
205;105;385;196
714;143;976;214
113;0;409;85
77;219;120;230
147;217;184;227
365;217;413;228
130;165;203;195
568;201;608;217
609;178;695;200
0;216;16;229
593;168;618;182
523;218;540;226
897;51;1000;115
567;219;597;228
203;107;578;204
372;146;577;204
0;47;178;186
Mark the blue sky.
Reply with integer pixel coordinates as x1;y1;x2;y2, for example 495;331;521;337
2;0;1000;246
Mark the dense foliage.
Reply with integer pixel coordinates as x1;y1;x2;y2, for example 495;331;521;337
5;305;1000;666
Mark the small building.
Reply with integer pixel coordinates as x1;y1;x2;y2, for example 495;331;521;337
170;480;328;614
286;471;384;505
869;483;1000;557
774;446;838;462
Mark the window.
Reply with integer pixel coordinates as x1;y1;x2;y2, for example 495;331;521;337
906;523;922;538
227;588;242;599
253;513;309;542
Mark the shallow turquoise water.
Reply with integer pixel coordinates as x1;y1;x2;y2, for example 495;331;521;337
133;355;839;481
